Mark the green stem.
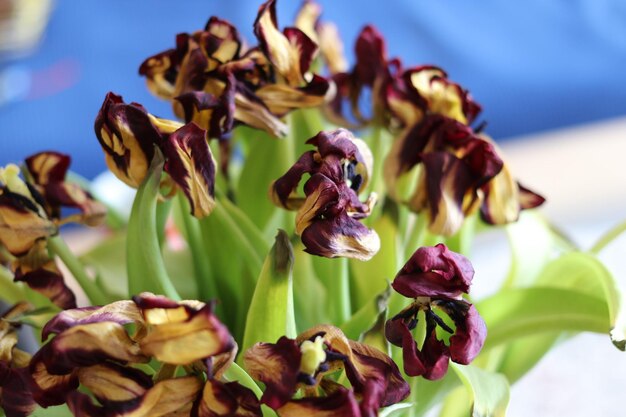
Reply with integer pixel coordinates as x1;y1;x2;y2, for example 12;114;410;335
127;152;180;300
404;214;429;259
331;257;351;324
177;193;218;301
590;219;626;255
48;235;109;306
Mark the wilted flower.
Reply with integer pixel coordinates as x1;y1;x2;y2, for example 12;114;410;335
270;129;379;260
0;153;106;309
94;92;217;218
244;325;409;417
29;293;261;417
0;303;37;417
385;244;486;380
139;0;332;140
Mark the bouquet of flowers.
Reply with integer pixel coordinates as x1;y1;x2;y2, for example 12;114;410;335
1;1;624;416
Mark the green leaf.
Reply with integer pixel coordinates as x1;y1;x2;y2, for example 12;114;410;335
350;214;401;310
31;405;74;417
235;127;293;233
241;230;296;354
449;364;509;417
478;287;610;351
341;287;390;341
126;150;180;300
292;241;328;331
379;403;414;417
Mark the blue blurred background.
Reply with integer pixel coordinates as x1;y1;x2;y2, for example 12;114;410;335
1;0;626;179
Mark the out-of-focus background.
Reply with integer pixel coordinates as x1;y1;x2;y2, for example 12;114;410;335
1;0;626;178
1;1;625;416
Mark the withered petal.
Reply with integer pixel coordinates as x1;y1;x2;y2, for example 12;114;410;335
270;151;317;210
193;379;262;417
28;347;78;407
77;362;153;405
276;387;362;417
24;152;70;185
0;192;56;256
0;364;37;417
445;303;487;365
243;336;301;410
140;304;234;365
42;300;142;341
163;123;217;219
14;262;77;310
392;244;474;299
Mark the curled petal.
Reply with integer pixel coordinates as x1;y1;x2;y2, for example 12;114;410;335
175;89;234;140
354;25;387;87
42;300;142;341
233;90;289;138
0;365;37;417
392;243;474;299
0;191;56;256
318;22;348;74
77;363;153;405
346;341;409;407
140;304;235;365
163;123;217;218
139;48;182;100
203;16;243;64
441;302;487;365
276;387;361;417
294;0;322;44
0;302;31;362
300;212;380;261
38;321;147;376
518;183;545;210
255;76;331;116
194;379;262;417
254;0;315;87
270;151;317;210
28;350;78;407
94;92;162;188
243;336;301;409
14;260;77;310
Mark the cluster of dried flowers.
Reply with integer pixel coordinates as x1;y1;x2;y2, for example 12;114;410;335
0;0;544;416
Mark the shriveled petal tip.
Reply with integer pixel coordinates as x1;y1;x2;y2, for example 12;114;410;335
270;151;317;210
392;243;474;299
300;214;380;261
140;303;234;365
0;192;56;256
277;387;361;417
446;303;487;365
77;363;153;405
24;151;70;185
195;379;262;417
42;300;141;341
139;48;181;100
318;22;349;75
0;365;37;417
94;92;161;188
243;336;301;410
294;0;322;43
354;25;387;87
29;350;78;407
14;262;77;310
163;123;217;218
175;90;235;140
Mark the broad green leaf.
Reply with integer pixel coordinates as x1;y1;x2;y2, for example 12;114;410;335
289;108;326;158
220;196;271;258
536;251;622;348
407;370;460;417
236;127;294;233
241;230;296;353
223;363;278;417
494;333;562;383
350;214;401;310
126;152;179;300
478;287;610;350
502;211;556;288
0;264;27;305
31;405;74;417
313;256;351;324
449;364;509;417
341;287;390;341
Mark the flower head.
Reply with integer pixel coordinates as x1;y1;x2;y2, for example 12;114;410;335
244;325;409;417
385;244;486;379
29;293;261;416
270;129;379;260
94;92;217;218
0;153;106;309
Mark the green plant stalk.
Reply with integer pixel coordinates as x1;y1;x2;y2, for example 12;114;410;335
48;235;109;306
590;218;626;255
176;193;218;301
331;256;351;324
126;153;180;300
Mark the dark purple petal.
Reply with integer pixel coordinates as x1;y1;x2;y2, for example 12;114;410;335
28;346;78;407
277;387;361;417
392;244;474;299
243;336;302;410
163;123;217;219
518;182;546;210
193;379;262;417
283;27;318;75
445;302;487;365
14;262;77;310
270;151;317;210
42;301;141;341
0;364;37;417
354;25;387;87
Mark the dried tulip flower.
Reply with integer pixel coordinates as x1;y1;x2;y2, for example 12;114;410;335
94;92;217;218
385;244;487;380
0;153;106;309
244;325;409;417
270;129;379;260
29;293;261;417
